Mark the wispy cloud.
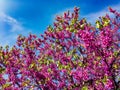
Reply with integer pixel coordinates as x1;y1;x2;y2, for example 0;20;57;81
83;3;120;24
0;12;30;47
0;12;23;32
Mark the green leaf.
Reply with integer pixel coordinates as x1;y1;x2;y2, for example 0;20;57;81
73;54;79;59
3;83;10;88
102;75;107;84
102;17;110;27
48;25;54;32
29;63;35;68
47;68;52;72
4;55;8;59
114;51;118;57
0;68;5;74
67;51;72;56
113;64;118;69
71;19;76;25
82;86;88;90
58;64;63;70
78;61;83;67
80;24;85;29
95;20;102;29
96;56;101;60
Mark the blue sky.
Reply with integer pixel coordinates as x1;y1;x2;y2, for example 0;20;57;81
0;0;120;46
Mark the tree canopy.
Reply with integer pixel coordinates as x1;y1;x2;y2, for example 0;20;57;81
0;7;120;90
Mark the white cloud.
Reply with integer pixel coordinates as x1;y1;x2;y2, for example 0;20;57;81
0;34;18;47
83;9;109;24
0;0;6;12
111;3;120;11
83;3;120;24
0;12;30;47
0;12;23;32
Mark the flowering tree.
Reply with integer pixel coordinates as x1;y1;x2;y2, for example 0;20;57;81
0;7;120;90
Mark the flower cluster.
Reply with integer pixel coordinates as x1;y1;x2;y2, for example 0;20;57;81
0;7;120;90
